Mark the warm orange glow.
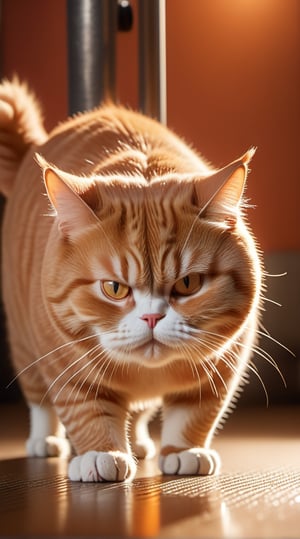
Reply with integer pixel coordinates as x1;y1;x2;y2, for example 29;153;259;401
2;0;299;251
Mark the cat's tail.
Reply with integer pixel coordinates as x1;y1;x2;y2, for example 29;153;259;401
0;77;48;198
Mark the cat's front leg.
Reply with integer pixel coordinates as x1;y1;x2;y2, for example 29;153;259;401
62;397;137;483
159;399;221;476
68;450;136;482
26;403;71;458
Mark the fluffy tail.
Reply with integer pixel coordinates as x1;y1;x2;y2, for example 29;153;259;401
0;77;48;197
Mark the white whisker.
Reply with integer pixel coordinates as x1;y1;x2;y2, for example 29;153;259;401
41;343;102;405
247;361;270;407
94;351;117;400
253;327;295;358
185;339;220;399
189;337;231;395
61;345;105;406
189;324;286;404
176;342;202;403
263;297;282;308
6;332;101;388
179;209;203;259
264;271;287;278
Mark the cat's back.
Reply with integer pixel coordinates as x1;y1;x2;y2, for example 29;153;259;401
40;103;209;180
4;102;210;220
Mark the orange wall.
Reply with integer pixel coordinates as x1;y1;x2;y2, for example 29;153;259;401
2;0;299;252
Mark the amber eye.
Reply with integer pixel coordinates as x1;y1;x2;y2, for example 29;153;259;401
101;281;130;300
172;273;202;297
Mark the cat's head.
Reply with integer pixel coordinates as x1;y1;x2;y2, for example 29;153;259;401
37;149;261;367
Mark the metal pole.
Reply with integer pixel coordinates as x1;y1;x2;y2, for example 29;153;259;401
67;0;117;116
138;0;167;124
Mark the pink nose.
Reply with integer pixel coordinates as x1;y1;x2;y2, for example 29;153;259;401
140;313;165;329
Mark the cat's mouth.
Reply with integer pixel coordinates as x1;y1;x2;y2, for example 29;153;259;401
132;338;172;363
107;333;179;365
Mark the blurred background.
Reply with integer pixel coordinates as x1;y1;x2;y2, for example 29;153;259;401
0;0;299;405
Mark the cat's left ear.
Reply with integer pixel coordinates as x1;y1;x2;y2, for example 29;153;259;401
36;154;99;239
195;147;256;226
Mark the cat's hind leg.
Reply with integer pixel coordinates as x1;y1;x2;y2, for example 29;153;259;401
130;405;158;459
159;400;221;476
26;403;71;458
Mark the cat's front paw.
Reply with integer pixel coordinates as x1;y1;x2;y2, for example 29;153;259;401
159;448;220;476
26;435;71;458
68;451;137;482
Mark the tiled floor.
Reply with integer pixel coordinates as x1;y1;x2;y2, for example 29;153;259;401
1;402;299;537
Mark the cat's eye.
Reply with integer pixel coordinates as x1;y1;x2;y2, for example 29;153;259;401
172;273;202;297
101;281;130;300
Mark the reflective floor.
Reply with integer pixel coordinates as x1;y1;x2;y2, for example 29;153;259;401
1;402;299;538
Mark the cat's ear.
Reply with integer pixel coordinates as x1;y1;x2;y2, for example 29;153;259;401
36;154;99;239
195;148;256;226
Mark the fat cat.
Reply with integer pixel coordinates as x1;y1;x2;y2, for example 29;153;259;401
0;79;262;482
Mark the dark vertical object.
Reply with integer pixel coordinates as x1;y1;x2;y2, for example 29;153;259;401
67;0;117;116
67;0;166;123
118;0;133;32
0;0;17;402
138;0;167;124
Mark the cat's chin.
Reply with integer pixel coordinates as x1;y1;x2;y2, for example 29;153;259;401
133;339;186;367
113;339;173;366
137;340;168;362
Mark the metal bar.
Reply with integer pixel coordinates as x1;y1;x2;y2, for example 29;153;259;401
138;0;167;124
67;0;117;116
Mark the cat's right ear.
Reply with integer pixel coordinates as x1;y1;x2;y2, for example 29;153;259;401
36;154;99;240
194;148;256;227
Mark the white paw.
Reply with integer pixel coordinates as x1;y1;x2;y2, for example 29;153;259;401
68;451;137;482
26;436;71;458
132;437;156;459
159;448;220;476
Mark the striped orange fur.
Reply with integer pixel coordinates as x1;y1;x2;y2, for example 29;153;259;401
1;79;262;481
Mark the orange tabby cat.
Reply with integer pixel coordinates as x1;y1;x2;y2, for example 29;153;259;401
0;79;262;482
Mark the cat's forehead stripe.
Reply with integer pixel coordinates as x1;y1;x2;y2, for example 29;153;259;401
110;256;124;281
110;250;142;285
180;248;193;276
126;251;142;284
